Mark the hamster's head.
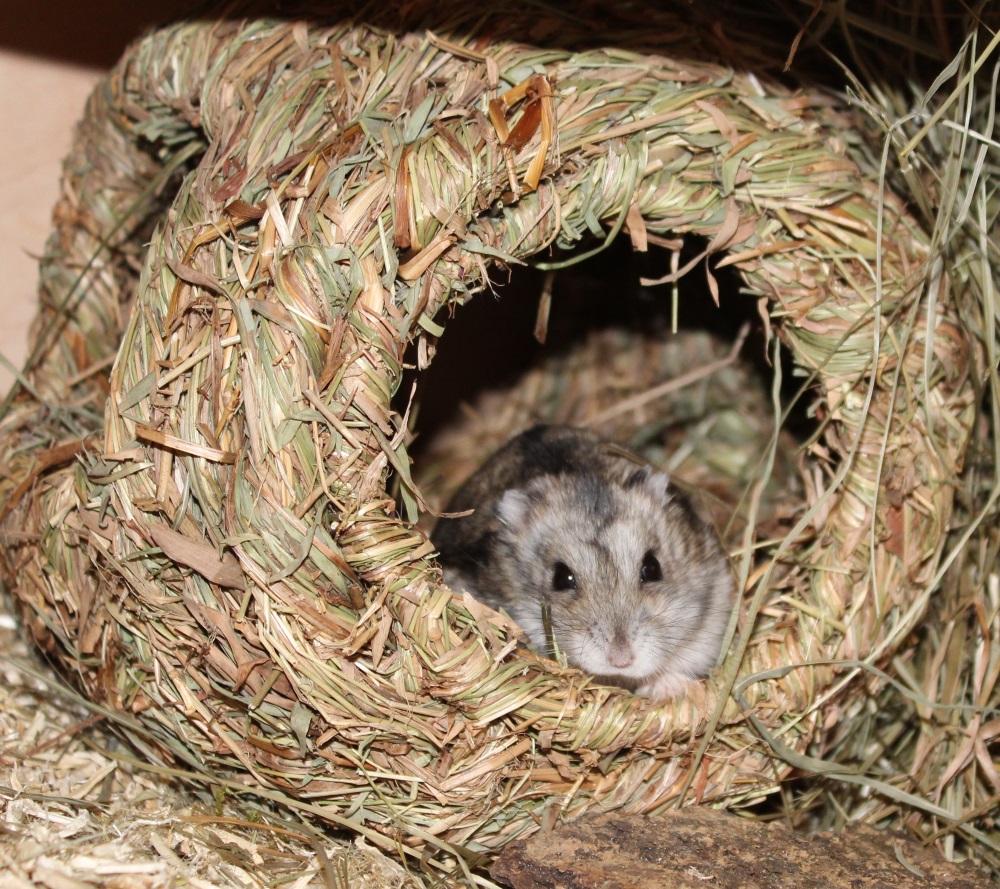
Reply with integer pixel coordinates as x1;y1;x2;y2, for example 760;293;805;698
496;465;734;695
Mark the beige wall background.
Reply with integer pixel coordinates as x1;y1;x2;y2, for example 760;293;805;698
0;1;193;396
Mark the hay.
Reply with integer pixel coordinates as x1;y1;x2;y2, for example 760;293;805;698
766;8;1000;870
0;0;996;882
0;596;415;889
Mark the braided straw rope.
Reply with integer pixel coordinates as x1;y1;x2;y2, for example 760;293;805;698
0;1;976;863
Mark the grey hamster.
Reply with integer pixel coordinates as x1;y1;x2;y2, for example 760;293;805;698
432;425;735;700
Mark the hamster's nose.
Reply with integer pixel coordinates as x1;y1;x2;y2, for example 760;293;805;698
607;640;634;670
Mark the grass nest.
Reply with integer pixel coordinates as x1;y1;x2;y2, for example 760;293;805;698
1;0;997;882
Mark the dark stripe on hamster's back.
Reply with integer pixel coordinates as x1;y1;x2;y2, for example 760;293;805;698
574;473;614;526
515;425;599;479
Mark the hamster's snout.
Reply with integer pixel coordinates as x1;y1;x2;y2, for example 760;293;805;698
606;638;634;670
563;608;664;684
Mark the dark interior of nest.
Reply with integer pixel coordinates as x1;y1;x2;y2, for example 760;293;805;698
397;233;816;572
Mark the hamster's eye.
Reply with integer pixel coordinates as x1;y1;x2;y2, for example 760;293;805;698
640;550;662;583
552;561;577;591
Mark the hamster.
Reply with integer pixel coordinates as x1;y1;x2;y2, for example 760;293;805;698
432;425;735;700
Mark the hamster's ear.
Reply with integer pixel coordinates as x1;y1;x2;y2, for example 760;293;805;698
497;489;533;527
624;465;671;502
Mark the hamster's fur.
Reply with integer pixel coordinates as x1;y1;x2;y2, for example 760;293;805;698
432;425;735;700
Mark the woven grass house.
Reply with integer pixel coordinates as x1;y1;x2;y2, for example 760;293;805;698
1;0;997;883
